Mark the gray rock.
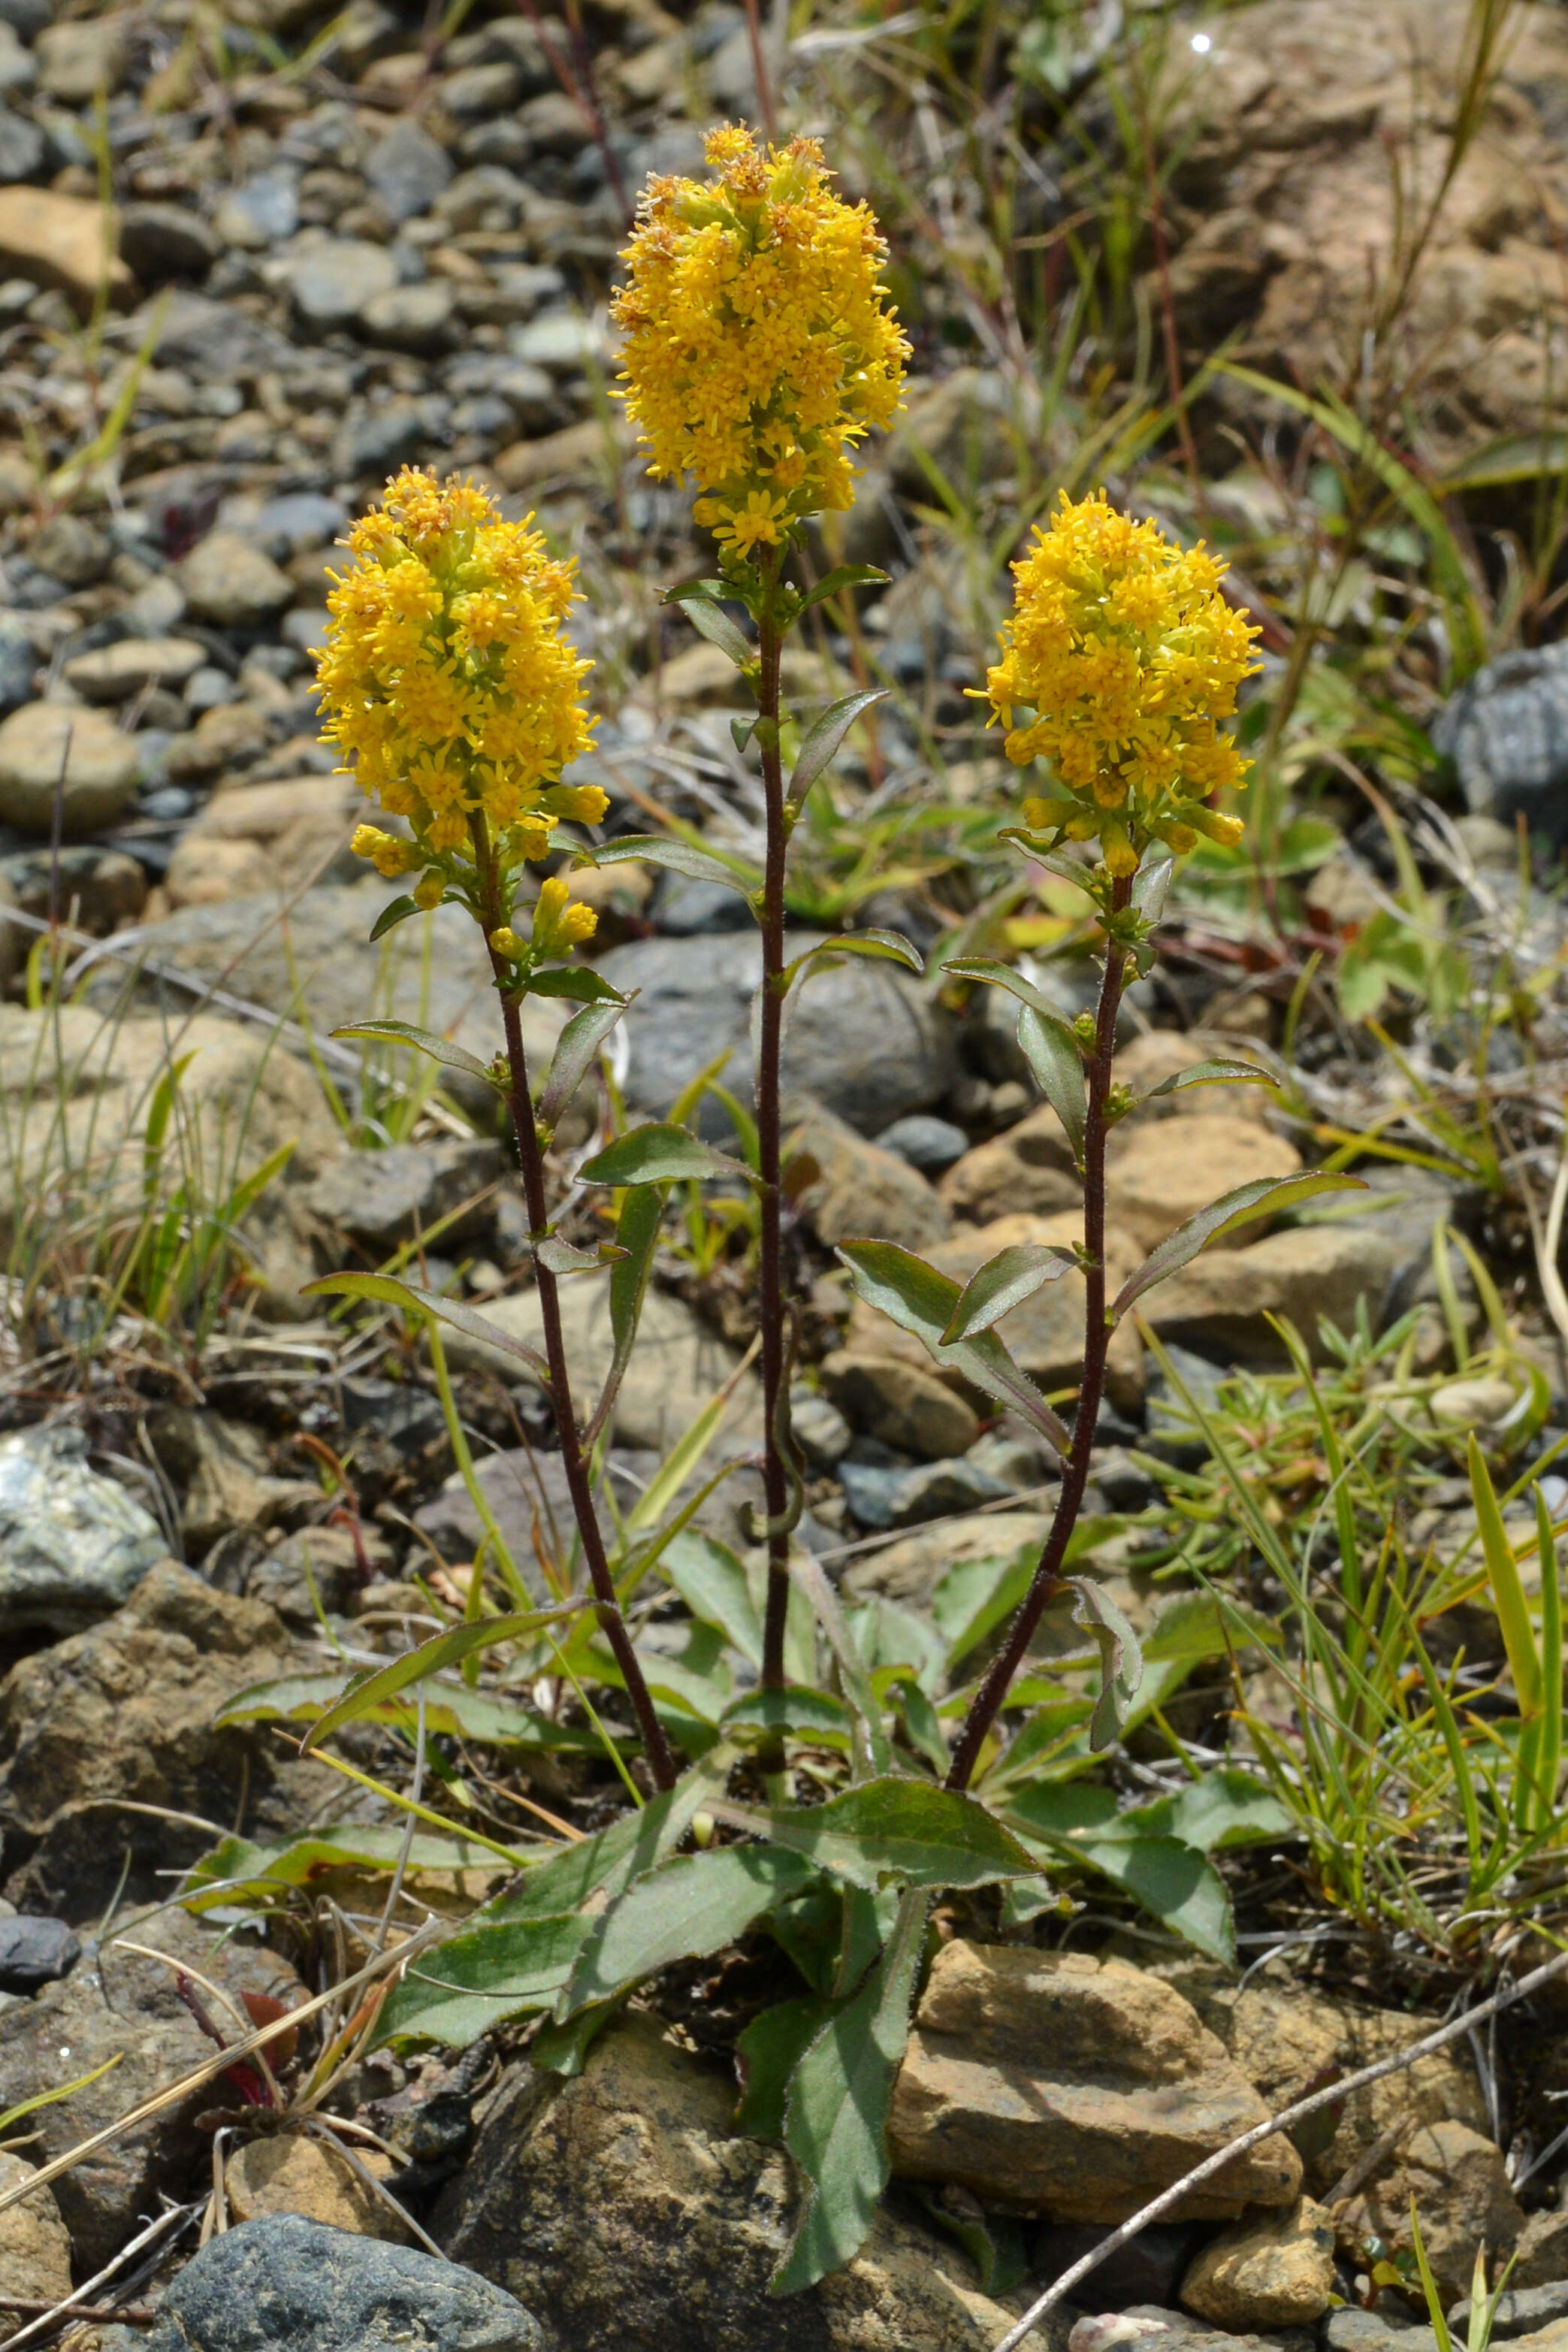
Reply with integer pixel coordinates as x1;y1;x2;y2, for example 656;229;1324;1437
595;931;957;1139
655;872;753;935
366;116;454;221
142;2215;542;2352
1434;641;1568;848
1449;2285;1568;2340
118;201;220;281
148;289;299;381
35;14;125;99
0;22;34;92
304;1138;506;1255
288;237;399;332
510;309;606;374
335;392;431;476
0;615;34;715
62;635;206;702
0;1912;79;1991
0;701;138;836
839;1451;1012;1531
179;529;294;627
0;109;44;183
359;278;458;353
250;491;347;559
877;1113;969;1172
29;511;110;585
440;59;524;116
0;0;47;42
214;165;301;251
1323;2312;1435;2352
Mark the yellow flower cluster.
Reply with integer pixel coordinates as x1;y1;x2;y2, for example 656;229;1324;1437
611;125;909;558
984;491;1261;878
316;469;605;886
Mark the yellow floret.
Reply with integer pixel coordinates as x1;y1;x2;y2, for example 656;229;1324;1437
612;125;909;552
985;490;1260;879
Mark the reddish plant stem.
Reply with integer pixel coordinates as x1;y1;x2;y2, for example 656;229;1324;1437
946;873;1134;1792
755;553;793;1694
476;832;678;1791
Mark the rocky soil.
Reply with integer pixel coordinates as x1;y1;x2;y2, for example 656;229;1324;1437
0;0;1564;2345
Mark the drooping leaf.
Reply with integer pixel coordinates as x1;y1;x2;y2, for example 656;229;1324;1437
331;1018;501;1090
186;1823;506;1911
587;836;757;898
1110;1171;1368;1320
799;564;890;615
1016;1005;1088;1162
304;1270;551;1380
576;1121;754;1187
557;1846;820;2017
939;1242;1078;1343
299;1606;588;1752
789;690;889;800
723;1776;1035;1891
1134;1059;1276;1108
783;930;925;993
536;996;633;1132
662;1531;763;1670
736;1994;835;2139
1065;1576;1142;1750
216;1671;601;1752
836;1238;1071;1457
771;1887;928;2293
368;893;419;942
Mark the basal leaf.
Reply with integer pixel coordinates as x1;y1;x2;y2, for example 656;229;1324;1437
557;1846;819;2018
1110;1171;1368;1320
186;1823;505;1911
377;1912;590;2046
331;1018;500;1090
662;1531;763;1670
300;1606;588;1751
304;1270;551;1380
1119;1770;1295;1853
722;1687;853;1747
576;1121;754;1187
216;1670;600;1752
1072;1834;1234;1965
736;1994;836;2139
939;1242;1077;1343
790;690;889;800
771;1887;927;2293
836;1238;1071;1457
536;995;632;1132
1065;1575;1142;1750
725;1776;1035;1891
1016;1005;1087;1162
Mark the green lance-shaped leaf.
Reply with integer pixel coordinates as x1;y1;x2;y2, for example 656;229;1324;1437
662;1531;763;1670
536;994;633;1133
582;1181;663;1453
1017;1005;1087;1162
300;1603;590;1752
1065;1575;1142;1750
1134;1059;1276;1108
771;1885;928;2294
798;564;890;615
331;1018;503;1092
781;930;925;995
368;893;419;942
218;1671;603;1753
576;1120;755;1187
718;1775;1036;1891
586;836;758;901
836;1239;1072;1458
673;594;754;667
1110;1171;1368;1321
557;1845;819;2018
1470;1433;1541;1718
789;689;889;800
522;967;627;1005
1130;852;1176;924
940;1243;1079;1343
304;1269;551;1383
379;1912;592;2047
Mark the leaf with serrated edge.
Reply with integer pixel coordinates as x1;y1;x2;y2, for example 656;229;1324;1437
771;1886;927;2293
836;1239;1071;1458
790;690;888;800
536;996;631;1131
576;1121;754;1187
331;1019;499;1088
304;1270;551;1381
940;1243;1078;1343
1110;1171;1367;1320
716;1776;1035;1890
557;1846;818;2018
1065;1576;1142;1750
1016;1005;1087;1162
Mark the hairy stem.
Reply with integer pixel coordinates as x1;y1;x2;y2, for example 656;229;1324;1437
755;550;793;1694
946;875;1134;1792
475;827;678;1791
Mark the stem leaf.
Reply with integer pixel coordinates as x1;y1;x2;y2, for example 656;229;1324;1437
799;564;890;615
586;836;757;900
1064;1574;1143;1749
1110;1171;1367;1320
300;1603;589;1752
367;893;419;942
789;689;889;799
1017;1005;1088;1163
536;995;633;1132
940;1243;1080;1343
674;595;754;667
331;1018;503;1090
1134;1059;1276;1108
576;1120;755;1187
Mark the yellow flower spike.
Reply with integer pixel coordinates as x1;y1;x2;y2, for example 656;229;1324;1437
612;125;910;550
488;927;526;959
315;467;596;881
530;874;598;960
984;489;1261;880
351;826;423;879
412;872;446;910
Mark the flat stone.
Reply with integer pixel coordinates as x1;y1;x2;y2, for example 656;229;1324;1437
250;491;347;558
214;165;300;251
119;200;220;281
0;2151;72;2309
0;618;32;718
785;1099;950;1253
0;1425;168;1638
1105;1114;1301;1252
839;1453;1012;1531
887;1942;1304;2223
434;2014;1061;2351
0;1914;79;1993
940;1105;1082;1223
358;278;458;353
1139;1224;1406;1362
225;2136;409;2242
0;111;44;183
1323;2313;1434;2352
140;2213;541;2352
820;1348;980;1461
1450;2285;1568;2341
29;511;110;584
0;700;137;835
288;238;399;331
35;14;128;100
1179;2198;1335;2329
1335;2121;1523;2311
304;1139;506;1255
877;1114;970;1173
366;117;455;220
0;186;134;309
62;635;207;702
843;1507;1052;1607
1434;641;1568;847
180;529;295;626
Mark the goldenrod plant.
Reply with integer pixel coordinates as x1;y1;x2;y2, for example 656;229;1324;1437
298;141;1367;2298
